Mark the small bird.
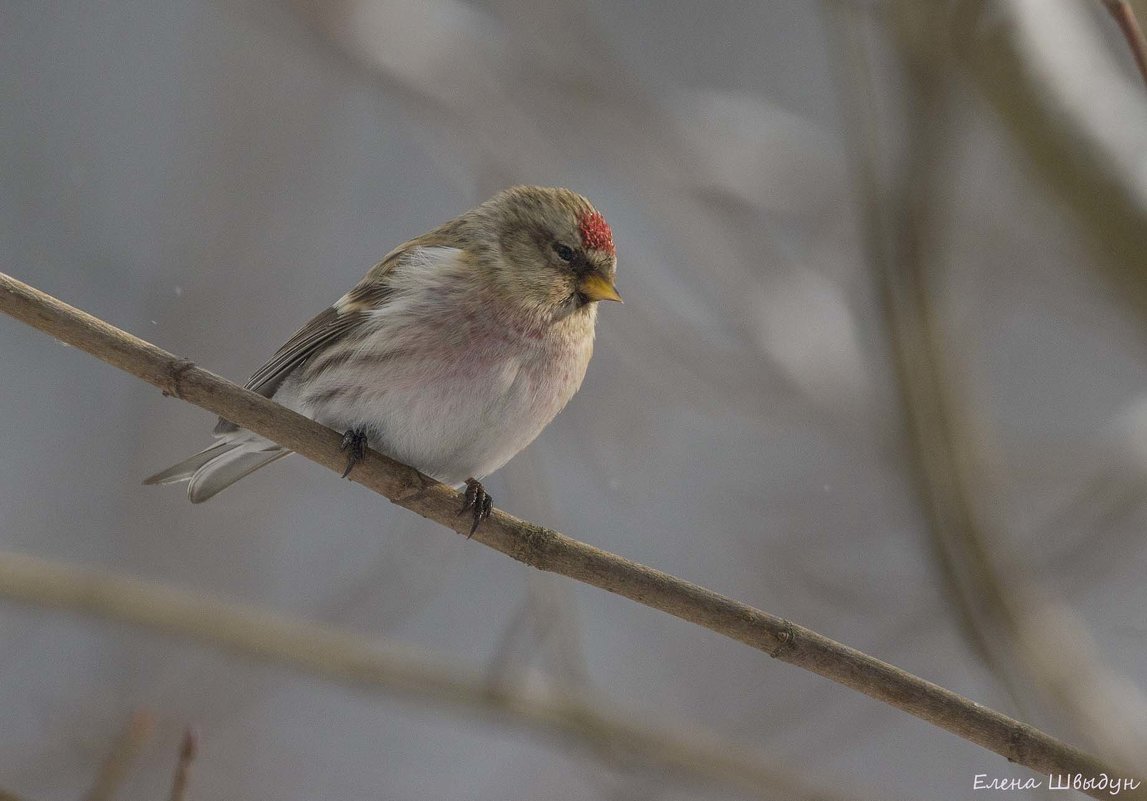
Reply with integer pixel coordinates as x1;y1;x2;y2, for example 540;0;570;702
144;186;621;533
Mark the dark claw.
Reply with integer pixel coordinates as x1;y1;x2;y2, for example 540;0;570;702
459;477;493;537
340;428;368;478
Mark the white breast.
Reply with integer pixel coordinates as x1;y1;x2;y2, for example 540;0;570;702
282;249;596;485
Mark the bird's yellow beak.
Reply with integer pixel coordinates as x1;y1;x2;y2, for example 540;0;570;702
578;272;623;304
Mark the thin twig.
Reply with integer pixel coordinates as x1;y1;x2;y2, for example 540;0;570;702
168;729;197;801
0;271;1137;797
84;709;155;801
0;548;845;801
1102;0;1147;86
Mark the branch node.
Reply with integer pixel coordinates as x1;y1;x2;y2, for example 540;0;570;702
1007;724;1031;765
393;467;433;504
163;359;197;399
769;619;796;659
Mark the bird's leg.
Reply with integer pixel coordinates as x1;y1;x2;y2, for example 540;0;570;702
339;428;369;478
459;477;493;537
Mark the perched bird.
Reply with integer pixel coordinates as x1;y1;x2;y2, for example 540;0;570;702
145;186;621;533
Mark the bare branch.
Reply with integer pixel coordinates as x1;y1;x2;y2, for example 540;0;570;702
0;271;1138;795
0;548;842;801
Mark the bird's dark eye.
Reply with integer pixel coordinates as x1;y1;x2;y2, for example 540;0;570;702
553;243;576;263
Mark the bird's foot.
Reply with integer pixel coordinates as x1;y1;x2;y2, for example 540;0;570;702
340;428;368;478
459;477;493;537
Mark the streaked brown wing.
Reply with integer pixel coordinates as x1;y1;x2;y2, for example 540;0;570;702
213;274;394;435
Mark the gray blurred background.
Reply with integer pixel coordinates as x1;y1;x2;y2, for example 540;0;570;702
3;1;1147;799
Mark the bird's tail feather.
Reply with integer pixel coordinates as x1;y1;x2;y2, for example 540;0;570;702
143;439;289;503
143;441;237;485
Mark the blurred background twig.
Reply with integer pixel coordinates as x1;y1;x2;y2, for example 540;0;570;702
0;548;849;801
961;0;1147;319
836;0;1147;769
1102;0;1147;85
166;730;196;801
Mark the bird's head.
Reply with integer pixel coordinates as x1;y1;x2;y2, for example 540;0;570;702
474;186;621;320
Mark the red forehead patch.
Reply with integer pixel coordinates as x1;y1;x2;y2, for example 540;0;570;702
578;210;615;256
